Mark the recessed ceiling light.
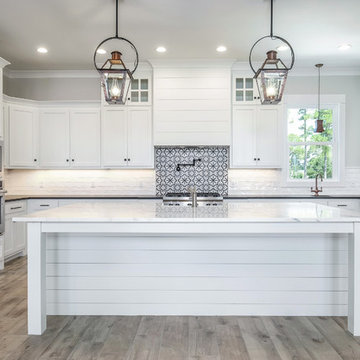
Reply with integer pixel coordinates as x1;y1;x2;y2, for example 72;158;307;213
276;45;289;52
338;43;352;51
96;48;107;55
37;47;48;54
216;46;227;53
156;46;167;53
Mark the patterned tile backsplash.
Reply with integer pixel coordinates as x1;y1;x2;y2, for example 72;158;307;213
155;147;229;196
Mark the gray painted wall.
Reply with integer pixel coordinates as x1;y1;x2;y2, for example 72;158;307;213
3;74;360;166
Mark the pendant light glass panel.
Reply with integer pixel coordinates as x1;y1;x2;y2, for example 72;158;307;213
255;68;288;105
99;69;132;105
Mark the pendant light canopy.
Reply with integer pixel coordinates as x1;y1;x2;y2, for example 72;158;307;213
93;0;139;105
249;0;295;105
315;63;324;133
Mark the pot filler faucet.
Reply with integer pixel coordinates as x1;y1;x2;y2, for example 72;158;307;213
311;174;323;197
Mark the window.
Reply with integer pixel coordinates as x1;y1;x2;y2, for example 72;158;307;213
284;96;344;185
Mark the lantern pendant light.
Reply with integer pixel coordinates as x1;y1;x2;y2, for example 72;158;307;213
249;0;295;105
93;0;139;105
315;64;324;133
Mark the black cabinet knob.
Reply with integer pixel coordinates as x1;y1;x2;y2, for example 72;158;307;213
34;159;37;162
124;158;127;162
128;158;130;161
253;158;256;161
257;158;260;161
72;159;74;162
66;159;69;162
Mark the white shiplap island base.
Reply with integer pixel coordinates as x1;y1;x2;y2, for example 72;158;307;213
13;200;360;336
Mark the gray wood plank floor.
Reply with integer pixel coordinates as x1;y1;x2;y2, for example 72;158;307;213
1;257;360;360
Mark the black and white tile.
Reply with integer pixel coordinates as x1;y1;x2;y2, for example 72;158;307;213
155;147;229;196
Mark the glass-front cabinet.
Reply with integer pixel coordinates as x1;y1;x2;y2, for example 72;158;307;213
233;73;260;104
128;77;151;105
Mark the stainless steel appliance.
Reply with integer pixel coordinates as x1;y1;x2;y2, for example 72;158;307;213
163;192;223;207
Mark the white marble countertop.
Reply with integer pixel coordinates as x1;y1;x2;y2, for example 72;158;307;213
12;200;360;223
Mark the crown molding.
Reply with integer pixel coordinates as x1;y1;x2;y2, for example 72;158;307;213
148;59;236;69
4;61;152;79
0;57;10;69
232;61;360;76
3;94;100;108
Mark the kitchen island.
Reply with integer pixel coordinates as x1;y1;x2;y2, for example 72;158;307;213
14;200;360;335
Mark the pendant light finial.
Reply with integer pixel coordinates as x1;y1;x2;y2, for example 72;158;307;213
315;63;324;133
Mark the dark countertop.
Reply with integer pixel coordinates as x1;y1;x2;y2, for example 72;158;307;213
5;194;360;202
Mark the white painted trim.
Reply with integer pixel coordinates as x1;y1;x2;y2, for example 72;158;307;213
3;94;100;108
3;61;152;79
149;59;236;69
232;62;360;77
0;57;10;68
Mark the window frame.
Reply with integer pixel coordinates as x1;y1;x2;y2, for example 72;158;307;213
281;94;345;187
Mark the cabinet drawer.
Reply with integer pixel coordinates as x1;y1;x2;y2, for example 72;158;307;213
326;199;360;211
5;200;27;214
28;199;59;213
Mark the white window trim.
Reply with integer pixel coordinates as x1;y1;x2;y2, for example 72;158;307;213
281;94;346;187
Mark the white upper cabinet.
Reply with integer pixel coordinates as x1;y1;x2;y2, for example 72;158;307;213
255;107;281;167
101;108;128;167
39;109;70;168
127;108;153;167
128;77;151;105
232;105;282;168
102;107;153;168
70;109;101;168
232;107;256;167
233;73;260;104
9;105;38;168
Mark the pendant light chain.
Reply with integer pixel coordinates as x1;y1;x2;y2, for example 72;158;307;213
115;0;119;38
270;0;274;38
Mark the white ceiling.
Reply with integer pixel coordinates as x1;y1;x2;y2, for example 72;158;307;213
0;0;359;70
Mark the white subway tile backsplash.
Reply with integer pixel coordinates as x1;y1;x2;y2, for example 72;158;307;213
5;167;360;197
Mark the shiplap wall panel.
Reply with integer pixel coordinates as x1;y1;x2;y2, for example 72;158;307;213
153;66;231;145
46;233;349;316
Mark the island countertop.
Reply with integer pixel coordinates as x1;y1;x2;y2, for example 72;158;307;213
13;200;360;223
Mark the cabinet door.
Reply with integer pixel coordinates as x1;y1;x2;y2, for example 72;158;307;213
70;109;101;168
232;107;256;167
101;108;127;167
39;109;70;168
12;220;26;253
9;105;38;167
127;108;153;167
128;77;151;105
4;216;13;257
233;76;260;104
256;107;281;168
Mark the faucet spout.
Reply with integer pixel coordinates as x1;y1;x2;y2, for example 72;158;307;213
188;186;198;208
311;174;323;197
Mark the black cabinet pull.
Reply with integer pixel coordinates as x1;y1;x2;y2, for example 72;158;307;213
40;204;50;207
10;206;22;210
337;204;348;207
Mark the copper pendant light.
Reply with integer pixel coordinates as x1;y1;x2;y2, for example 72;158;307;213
93;0;139;105
249;0;295;105
315;64;324;133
